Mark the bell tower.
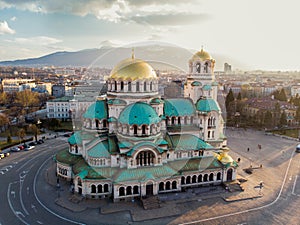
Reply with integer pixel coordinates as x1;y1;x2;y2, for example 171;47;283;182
184;48;217;103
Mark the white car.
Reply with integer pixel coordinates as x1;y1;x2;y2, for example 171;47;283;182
11;146;20;152
25;145;35;151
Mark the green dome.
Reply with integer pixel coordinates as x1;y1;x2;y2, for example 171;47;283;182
191;81;202;86
164;98;195;117
83;100;107;119
119;102;161;126
196;98;220;112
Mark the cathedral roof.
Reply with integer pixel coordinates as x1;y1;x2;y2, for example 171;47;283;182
119;102;160;125
109;57;157;81
164;98;196;117
191;81;202;86
166;134;213;150
83;100;108;120
191;48;212;61
196;98;220;112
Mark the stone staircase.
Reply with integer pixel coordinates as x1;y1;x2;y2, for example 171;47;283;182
141;196;161;210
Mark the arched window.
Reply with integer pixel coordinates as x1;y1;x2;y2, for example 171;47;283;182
128;82;132;91
75;145;78;154
184;116;188;125
181;176;185;184
159;182;164;191
121;81;124;91
204;62;208;73
136;150;155;166
203;174;208;182
178;117;181;124
97;184;102;193
171;117;176;125
217;172;221;180
119;187;125;196
126;186;132;195
150;82;153;91
208;131;211;138
192;175;197;183
186;176;191;184
142;125;147;135
91;184;96;193
114;81;117;91
198;174;202;183
103;119;108;128
144;82;147;91
104;184;109;192
133;125;138;135
78;178;82;186
196;63;201;73
209;173;214;181
166;181;171;190
172;181;177;189
133;186;139;194
136;82;140;92
95;119;99;129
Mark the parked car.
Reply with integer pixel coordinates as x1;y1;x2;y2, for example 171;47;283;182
24;145;35;151
37;139;44;144
29;142;36;146
18;145;24;150
296;144;300;153
11;146;20;152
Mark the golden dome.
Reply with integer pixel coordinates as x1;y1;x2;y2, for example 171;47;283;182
217;147;234;164
192;48;212;61
109;57;157;81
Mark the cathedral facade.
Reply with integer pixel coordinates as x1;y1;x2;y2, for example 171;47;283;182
55;49;238;201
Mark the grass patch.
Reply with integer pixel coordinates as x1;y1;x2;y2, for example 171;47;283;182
272;129;299;138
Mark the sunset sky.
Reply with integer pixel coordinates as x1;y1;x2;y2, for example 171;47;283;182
0;0;299;70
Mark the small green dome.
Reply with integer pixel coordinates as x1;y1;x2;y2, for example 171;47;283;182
196;98;220;112
119;102;160;126
191;81;202;86
83;100;107;119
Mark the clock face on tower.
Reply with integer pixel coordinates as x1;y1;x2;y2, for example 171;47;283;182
196;63;201;73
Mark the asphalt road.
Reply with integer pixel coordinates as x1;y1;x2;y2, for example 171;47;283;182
0;137;78;225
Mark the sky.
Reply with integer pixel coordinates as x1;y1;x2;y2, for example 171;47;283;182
0;0;300;71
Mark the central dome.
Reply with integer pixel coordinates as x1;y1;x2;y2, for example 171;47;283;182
110;58;157;81
191;48;212;61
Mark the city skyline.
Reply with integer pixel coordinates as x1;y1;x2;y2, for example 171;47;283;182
0;0;300;71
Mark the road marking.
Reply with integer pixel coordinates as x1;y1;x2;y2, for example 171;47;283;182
292;175;298;195
19;175;30;216
34;156;86;225
27;187;29;195
37;221;43;224
31;204;37;213
16;211;25;218
181;147;296;225
11;191;15;198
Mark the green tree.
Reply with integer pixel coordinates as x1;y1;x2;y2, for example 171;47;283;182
237;92;242;100
278;89;287;101
226;89;235;110
7;134;12;144
29;124;40;142
0;92;8;105
17;128;26;144
14;90;39;114
279;111;287;127
264;111;273;128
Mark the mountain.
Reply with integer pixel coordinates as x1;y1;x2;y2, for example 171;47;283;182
0;44;246;71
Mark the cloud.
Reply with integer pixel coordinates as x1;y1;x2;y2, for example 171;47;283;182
10;16;17;21
7;36;62;46
0;0;203;26
0;21;15;34
130;13;209;26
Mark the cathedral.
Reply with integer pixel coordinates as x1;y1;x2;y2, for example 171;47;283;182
55;48;238;201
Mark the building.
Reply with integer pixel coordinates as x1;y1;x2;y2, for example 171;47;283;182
55;49;237;202
2;78;35;92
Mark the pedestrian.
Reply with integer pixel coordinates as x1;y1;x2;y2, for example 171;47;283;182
247;147;250;152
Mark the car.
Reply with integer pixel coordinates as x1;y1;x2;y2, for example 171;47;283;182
11;146;20;152
24;145;35;151
296;144;300;153
18;145;24;150
29;142;36;146
37;139;44;144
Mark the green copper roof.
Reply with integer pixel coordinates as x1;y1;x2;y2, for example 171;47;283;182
118;141;133;149
108;117;117;122
150;98;164;104
164;98;196;117
68;131;82;145
88;141;110;158
107;98;127;105
191;81;202;86
196;98;220;112
73;158;111;179
169;156;223;173
203;84;212;91
166;134;213;150
119;102;160;125
212;81;218;86
83;100;108;119
155;138;168;145
55;149;82;165
114;165;177;183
